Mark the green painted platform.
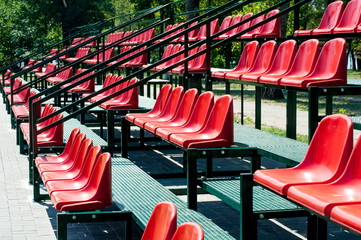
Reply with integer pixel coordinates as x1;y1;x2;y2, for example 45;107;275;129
111;157;236;240
233;124;308;166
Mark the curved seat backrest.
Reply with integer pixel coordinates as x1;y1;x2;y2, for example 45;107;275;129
219;16;233;33
171;222;204;240
157;86;184;119
236;13;254;34
62;133;87;164
225;14;243;36
182;91;214;130
246;40;277;73
146;84;173;116
77;145;102;181
141;201;177;240
265;40;297;76
243;14;265;35
59;128;81;159
169;88;198;123
257;9;281;37
190;44;207;69
45;63;57;73
283;39;320;77
301;114;353;181
233;41;259;72
333;0;361;32
84;152;112;209
198;95;233;145
313;1;344;33
69;138;93;172
305;38;347;84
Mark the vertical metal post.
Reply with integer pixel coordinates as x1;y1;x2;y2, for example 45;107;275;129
186;151;198;210
286;90;297;139
205;21;212;93
308;87;319;143
206;157;213;178
241;84;244;125
107;110;115;155
121;117;130;158
57;213;68;240
255;86;262;129
240;173;257;240
325;95;333;115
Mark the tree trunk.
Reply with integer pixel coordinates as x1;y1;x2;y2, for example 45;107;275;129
185;0;200;20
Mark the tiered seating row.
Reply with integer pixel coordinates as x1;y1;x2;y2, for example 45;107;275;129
212;38;347;88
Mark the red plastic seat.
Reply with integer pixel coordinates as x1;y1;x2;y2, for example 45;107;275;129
3;78;23;94
169;95;233;149
11;90;41;119
35;63;57;78
187;44;207;73
87;75;122;103
259;39;320;85
35;128;81;167
45;146;102;195
155;44;183;71
211;41;259;79
40;138;92;182
156;91;214;140
217;16;233;36
287;135;361;216
125;84;172;123
254;114;353;196
23;111;63;147
7;85;30;105
239;14;266;39
332;0;361;34
133;86;184;128
46;67;73;84
189;19;219;41
235;13;254;35
144;88;198;133
242;40;297;82
123;47;148;67
83;73;112;99
99;78;139;109
294;1;344;35
23;59;42;72
171;222;204;240
65;48;91;62
19;103;54;134
61;69;95;93
217;14;242;39
50;151;112;211
279;38;347;88
177;21;199;42
226;40;277;80
83;48;114;65
143;45;174;70
255;9;280;38
1;69;13;85
330;204;361;234
170;46;200;74
141;201;177;240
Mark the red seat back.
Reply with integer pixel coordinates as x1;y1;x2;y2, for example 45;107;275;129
242;14;265;37
225;14;243;36
312;1;344;34
145;84;173;116
236;13;254;34
233;41;259;72
169;88;198;124
282;39;320;78
333;0;361;33
219;16;233;33
245;40;277;74
257;9;281;37
141;201;177;240
44;63;56;73
157;86;184;119
171;222;204;240
59;128;81;159
264;40;297;76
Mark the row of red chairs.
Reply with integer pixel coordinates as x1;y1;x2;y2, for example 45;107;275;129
126;85;234;149
34;128;112;211
102;28;155;46
157;10;280;43
64;47;91;62
295;0;361;36
142;201;204;240
19;103;63;149
107;46;148;68
69;36;96;48
254;114;361;234
0;69;13;86
144;44;207;73
83;47;115;65
82;73;139;109
212;38;346;88
60;68;95;93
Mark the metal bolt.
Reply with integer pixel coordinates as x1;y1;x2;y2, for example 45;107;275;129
259;214;264;219
323;89;327;93
221;150;225;155
92;215;96;219
72;216;76;220
340;88;344;92
202;151;206;155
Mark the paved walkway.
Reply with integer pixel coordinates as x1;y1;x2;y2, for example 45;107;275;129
0;102;56;240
